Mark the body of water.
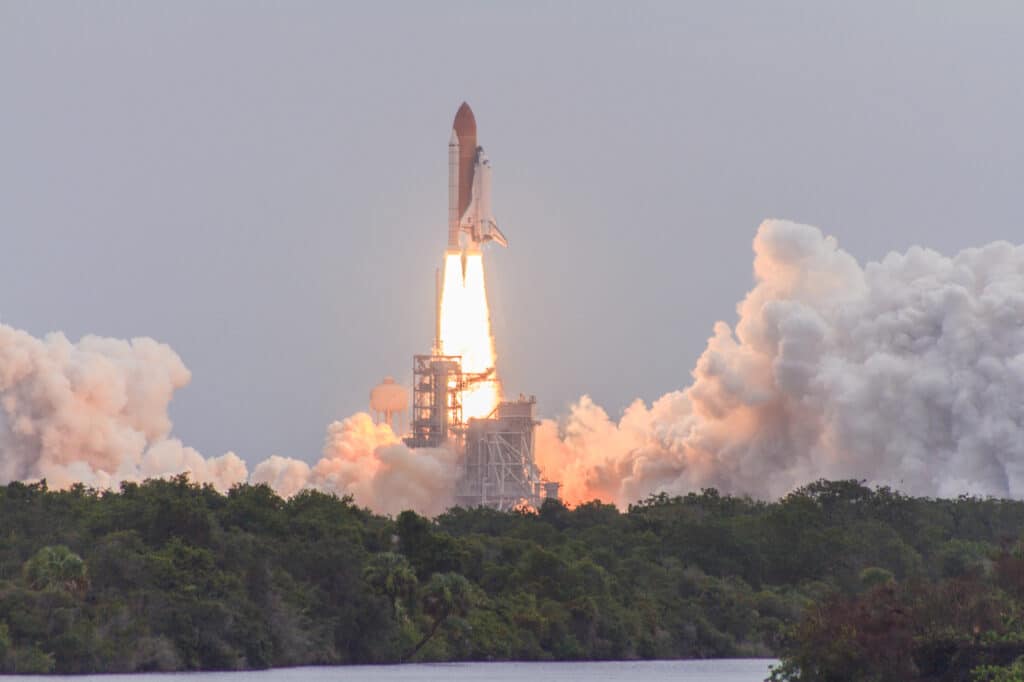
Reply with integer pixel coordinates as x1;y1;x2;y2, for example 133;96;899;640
13;660;778;681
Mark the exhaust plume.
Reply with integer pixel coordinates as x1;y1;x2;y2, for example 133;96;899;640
537;219;1024;505
439;251;501;418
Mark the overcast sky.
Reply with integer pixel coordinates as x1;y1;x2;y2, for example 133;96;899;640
2;1;1022;467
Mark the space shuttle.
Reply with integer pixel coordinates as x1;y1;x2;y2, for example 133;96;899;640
448;102;507;255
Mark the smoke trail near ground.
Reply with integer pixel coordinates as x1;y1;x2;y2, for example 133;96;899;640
251;415;459;516
537;219;1024;506
0;324;247;491
4;219;1023;514
0;320;457;512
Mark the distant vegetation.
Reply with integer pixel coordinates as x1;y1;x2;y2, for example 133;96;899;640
2;478;1024;677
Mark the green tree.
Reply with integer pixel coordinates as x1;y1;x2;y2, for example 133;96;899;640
406;572;475;660
859;566;895;590
364;552;418;618
0;621;9;663
974;657;1024;681
22;546;89;597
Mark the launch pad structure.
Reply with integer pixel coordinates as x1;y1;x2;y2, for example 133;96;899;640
459;396;561;511
402;352;559;511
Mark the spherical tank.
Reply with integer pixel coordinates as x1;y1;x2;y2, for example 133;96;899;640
370;377;408;415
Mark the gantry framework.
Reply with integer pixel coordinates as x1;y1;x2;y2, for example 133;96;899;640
403;354;494;449
455;397;559;511
403;354;559;510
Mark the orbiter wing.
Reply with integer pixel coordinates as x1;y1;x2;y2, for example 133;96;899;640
459;147;507;248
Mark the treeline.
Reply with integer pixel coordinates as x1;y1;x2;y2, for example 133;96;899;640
2;478;1024;675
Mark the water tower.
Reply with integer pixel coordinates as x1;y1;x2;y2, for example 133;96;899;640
369;377;408;434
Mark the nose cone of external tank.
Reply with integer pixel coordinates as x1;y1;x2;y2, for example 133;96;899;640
453;102;476;138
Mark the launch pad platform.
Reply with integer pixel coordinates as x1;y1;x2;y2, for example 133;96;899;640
401;353;559;510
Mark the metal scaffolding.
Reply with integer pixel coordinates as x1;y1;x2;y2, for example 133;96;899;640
404;355;462;448
403;355;559;510
455;397;559;510
403;354;494;449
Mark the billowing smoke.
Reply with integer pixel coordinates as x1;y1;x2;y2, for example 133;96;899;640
0;324;247;491
4;219;1023;513
256;415;459;517
537;220;1024;505
0;319;458;512
250;455;311;499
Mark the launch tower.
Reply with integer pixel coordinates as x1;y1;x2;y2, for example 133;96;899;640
402;352;555;510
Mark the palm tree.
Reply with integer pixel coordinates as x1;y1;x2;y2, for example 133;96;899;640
363;552;418;618
405;572;475;660
22;545;89;597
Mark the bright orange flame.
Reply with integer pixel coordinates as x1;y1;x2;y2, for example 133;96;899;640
439;251;500;418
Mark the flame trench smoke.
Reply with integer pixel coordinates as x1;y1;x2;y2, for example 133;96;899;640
0;326;247;492
3;219;1024;513
251;415;459;517
537;220;1024;506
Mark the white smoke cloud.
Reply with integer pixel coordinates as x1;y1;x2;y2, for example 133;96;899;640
0;324;246;492
6;218;1023;513
538;219;1024;505
250;455;311;498
140;441;248;491
0;319;458;512
259;414;460;516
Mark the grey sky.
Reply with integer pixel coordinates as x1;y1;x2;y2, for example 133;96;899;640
2;2;1022;468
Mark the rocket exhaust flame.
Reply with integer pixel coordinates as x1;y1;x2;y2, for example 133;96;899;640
439;250;501;418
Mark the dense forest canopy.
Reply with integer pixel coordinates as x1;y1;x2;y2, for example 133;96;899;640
2;477;1024;678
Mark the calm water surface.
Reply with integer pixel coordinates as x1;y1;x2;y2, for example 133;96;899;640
14;660;777;681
